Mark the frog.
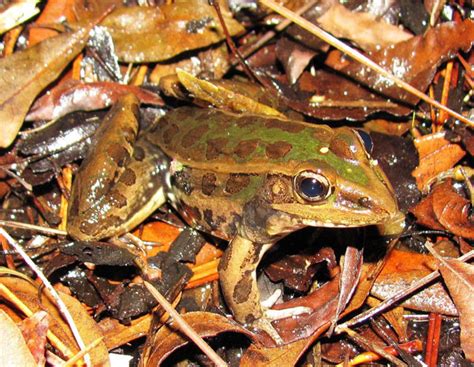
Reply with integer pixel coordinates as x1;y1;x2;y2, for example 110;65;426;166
67;94;402;339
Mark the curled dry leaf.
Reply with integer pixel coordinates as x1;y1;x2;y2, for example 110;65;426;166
177;70;285;118
0;19;96;148
102;1;244;63
412;132;465;190
26;79;164;121
143;311;253;366
317;3;413;52
437;259;474;361
411;180;474;239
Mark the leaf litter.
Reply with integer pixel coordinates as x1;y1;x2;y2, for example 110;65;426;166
0;0;473;365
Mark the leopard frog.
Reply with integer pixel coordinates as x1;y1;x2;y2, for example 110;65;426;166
67;94;402;337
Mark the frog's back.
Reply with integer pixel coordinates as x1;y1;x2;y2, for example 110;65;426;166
147;107;335;175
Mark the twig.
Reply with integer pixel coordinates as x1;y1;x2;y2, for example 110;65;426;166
339;326;408;367
144;281;228;367
63;337;104;367
0;228;90;366
258;0;474;127
0;220;67;236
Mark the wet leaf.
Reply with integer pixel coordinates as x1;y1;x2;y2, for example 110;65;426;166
339;19;474;105
438;259;474;361
26;79;163;121
0;20;95;147
102;1;244;63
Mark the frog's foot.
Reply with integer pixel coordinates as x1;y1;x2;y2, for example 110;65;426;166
262;290;312;321
250;317;284;345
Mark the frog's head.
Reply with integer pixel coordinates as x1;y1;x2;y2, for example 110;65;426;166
262;127;403;235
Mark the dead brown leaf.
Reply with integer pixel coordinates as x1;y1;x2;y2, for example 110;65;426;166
317;3;413;51
144;311;253;366
0;309;37;367
18;311;49;366
437;258;474;361
102;1;244;63
412;132;465;190
0;19;97;147
26;79;164;121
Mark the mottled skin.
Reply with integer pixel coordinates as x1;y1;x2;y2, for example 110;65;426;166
68;98;401;337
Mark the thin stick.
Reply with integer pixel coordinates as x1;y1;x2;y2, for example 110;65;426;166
0;228;90;366
144;281;228;367
340;326;407;367
259;0;474;127
63;337;104;367
0;220;67;236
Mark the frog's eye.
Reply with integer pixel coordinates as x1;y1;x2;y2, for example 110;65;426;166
354;129;373;154
294;171;332;202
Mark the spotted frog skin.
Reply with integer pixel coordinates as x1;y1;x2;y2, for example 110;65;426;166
67;94;401;336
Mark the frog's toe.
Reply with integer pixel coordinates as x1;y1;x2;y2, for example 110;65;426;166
265;306;312;321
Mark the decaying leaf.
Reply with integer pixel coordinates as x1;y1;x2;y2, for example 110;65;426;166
438;259;474;361
0;19;96;147
18;311;49;366
411;180;474;239
101;1;244;63
412;132;466;190
26;79;164;121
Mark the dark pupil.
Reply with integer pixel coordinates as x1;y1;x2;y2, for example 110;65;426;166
356;129;373;153
300;177;325;198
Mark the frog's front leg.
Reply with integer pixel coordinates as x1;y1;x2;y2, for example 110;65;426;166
218;235;283;338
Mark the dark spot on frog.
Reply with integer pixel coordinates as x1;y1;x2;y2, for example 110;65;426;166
179;203;203;225
133;146;145;161
181;125;209;148
120;168;136;186
233;271;252;304
264;119;305;133
163;123;179;145
226;213;241;238
172;170;193;195
185;16;213;33
225;174;250;194
203;209;224;231
265;141;292;159
107;144;129;167
330;134;355;160
206;138;229;160
202;173;217;196
109;190;128;208
233;139;259;159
